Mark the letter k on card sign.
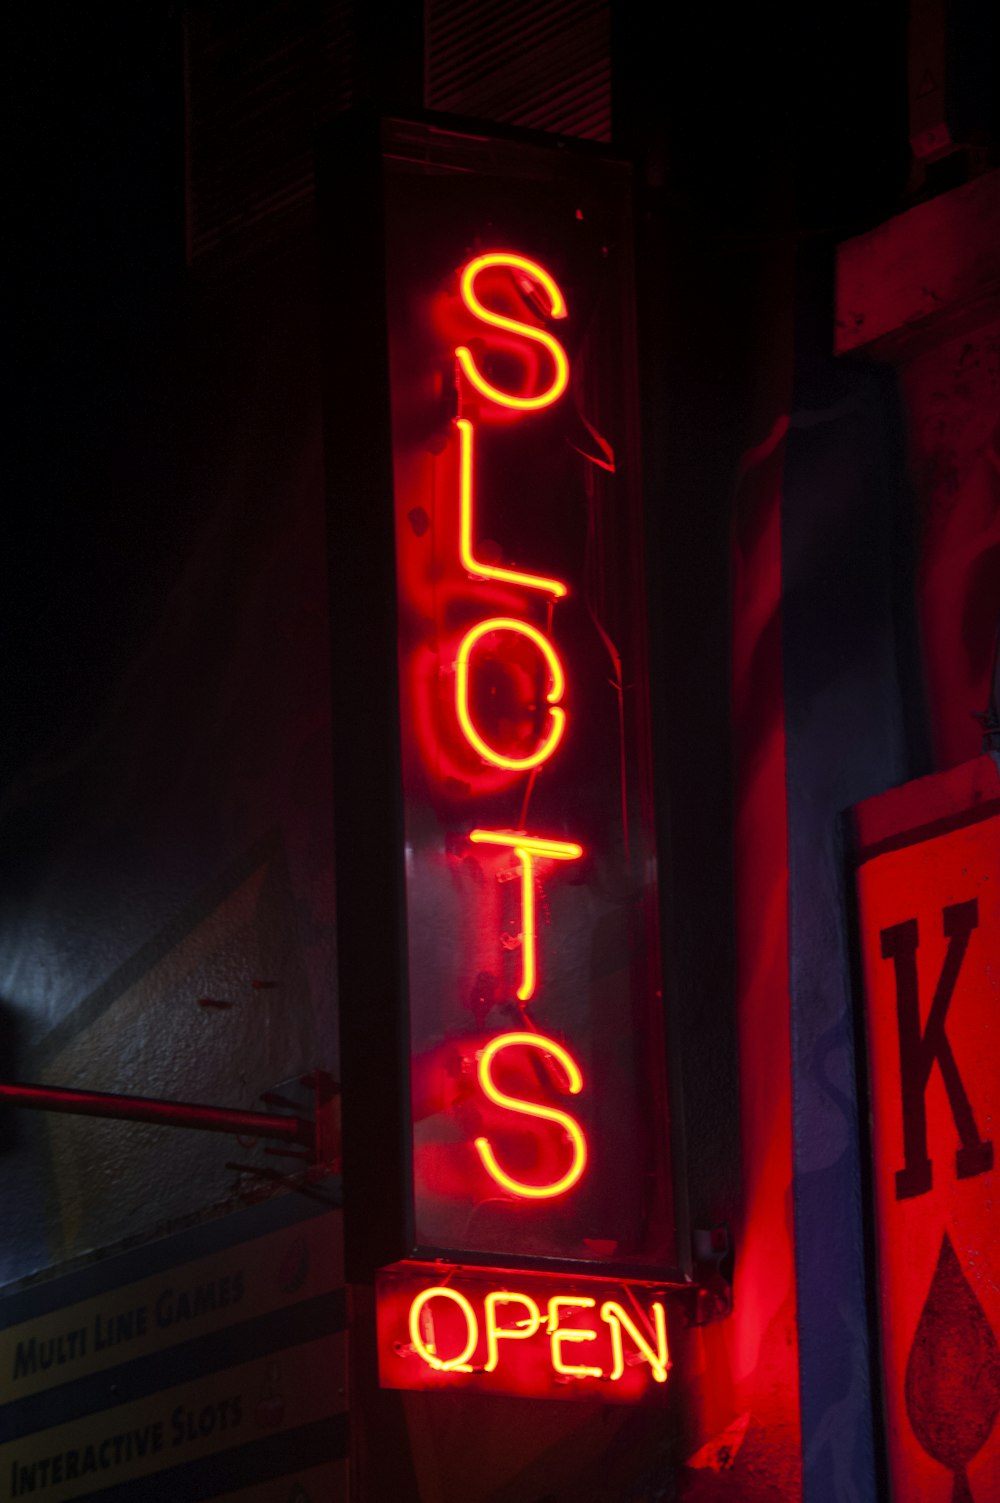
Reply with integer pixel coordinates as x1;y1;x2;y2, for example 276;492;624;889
853;754;1000;1502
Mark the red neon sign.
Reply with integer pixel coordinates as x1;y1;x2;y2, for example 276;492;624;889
451;253;584;1202
382;121;675;1390
378;1263;672;1404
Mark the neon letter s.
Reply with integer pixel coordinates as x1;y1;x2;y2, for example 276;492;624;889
474;1032;587;1199
456;253;570;411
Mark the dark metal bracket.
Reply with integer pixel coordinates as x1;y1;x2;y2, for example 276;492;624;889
688;1224;735;1324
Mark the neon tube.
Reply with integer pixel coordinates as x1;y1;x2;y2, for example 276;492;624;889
456;253;570;411
546;1296;603;1379
455;418;568;597
455;617;567;771
409;1286;479;1372
600;1300;670;1384
483;1291;543;1371
469;830;583;1000
474;1031;587;1199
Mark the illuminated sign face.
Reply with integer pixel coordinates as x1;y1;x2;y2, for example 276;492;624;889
377;1263;670;1405
374;120;676;1400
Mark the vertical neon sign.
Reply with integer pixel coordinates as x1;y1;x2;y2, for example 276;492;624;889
448;249;590;1202
382;123;675;1272
322;120;685;1401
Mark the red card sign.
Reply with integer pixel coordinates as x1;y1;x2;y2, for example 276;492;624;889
853;755;1000;1502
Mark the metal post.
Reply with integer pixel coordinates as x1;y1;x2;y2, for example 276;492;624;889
0;1080;315;1152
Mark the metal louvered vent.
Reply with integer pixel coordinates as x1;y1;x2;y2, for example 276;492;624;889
184;0;355;268
425;0;611;142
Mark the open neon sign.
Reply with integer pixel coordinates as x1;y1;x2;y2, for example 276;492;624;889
376;122;677;1401
377;1263;671;1404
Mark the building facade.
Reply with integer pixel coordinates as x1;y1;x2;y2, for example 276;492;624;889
3;3;998;1499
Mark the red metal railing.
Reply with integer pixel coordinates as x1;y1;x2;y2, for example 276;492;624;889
0;1075;339;1168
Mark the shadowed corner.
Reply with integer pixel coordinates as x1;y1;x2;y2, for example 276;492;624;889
0;997;24;1153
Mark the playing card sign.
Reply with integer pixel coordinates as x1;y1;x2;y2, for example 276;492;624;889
852;754;1000;1502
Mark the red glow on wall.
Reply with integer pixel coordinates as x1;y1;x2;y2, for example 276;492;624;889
377;1262;672;1404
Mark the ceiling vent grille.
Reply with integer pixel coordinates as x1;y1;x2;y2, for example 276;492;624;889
184;0;355;268
425;0;611;142
184;0;610;270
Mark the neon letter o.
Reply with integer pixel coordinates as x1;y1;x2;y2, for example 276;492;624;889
455;617;566;771
408;1286;479;1371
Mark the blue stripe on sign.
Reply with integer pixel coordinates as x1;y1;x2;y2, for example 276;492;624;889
0;1188;341;1331
1;1289;346;1442
782;275;904;1503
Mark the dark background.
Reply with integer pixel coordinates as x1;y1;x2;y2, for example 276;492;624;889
6;0;914;800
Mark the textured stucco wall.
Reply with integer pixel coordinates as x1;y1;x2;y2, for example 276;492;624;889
0;245;336;1284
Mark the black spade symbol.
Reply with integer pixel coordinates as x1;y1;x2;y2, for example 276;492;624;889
905;1232;1000;1501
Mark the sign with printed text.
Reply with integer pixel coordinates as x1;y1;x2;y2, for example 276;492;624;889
0;1194;347;1501
4;1336;343;1502
1;1217;341;1403
853;754;1000;1502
